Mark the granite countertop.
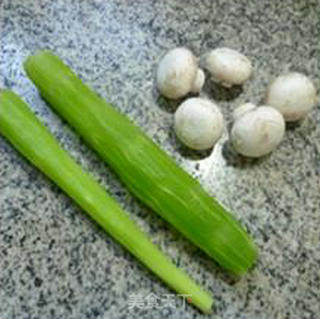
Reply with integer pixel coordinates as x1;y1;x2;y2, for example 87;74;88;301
0;0;319;318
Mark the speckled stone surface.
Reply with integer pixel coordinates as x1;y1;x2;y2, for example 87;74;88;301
0;0;319;318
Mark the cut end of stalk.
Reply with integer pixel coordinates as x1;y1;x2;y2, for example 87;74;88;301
186;291;214;314
235;238;259;276
24;50;53;66
201;297;214;314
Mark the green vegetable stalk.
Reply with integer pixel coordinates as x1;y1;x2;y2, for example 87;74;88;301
0;90;213;313
24;51;258;275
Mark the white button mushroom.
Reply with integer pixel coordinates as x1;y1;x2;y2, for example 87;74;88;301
231;104;285;157
174;97;224;150
266;72;317;121
204;48;253;88
157;48;205;99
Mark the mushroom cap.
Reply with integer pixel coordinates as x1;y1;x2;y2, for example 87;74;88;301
266;72;317;121
174;98;224;150
205;48;252;87
157;48;198;99
231;106;285;157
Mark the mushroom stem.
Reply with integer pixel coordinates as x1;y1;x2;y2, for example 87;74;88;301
191;68;205;94
233;103;256;120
